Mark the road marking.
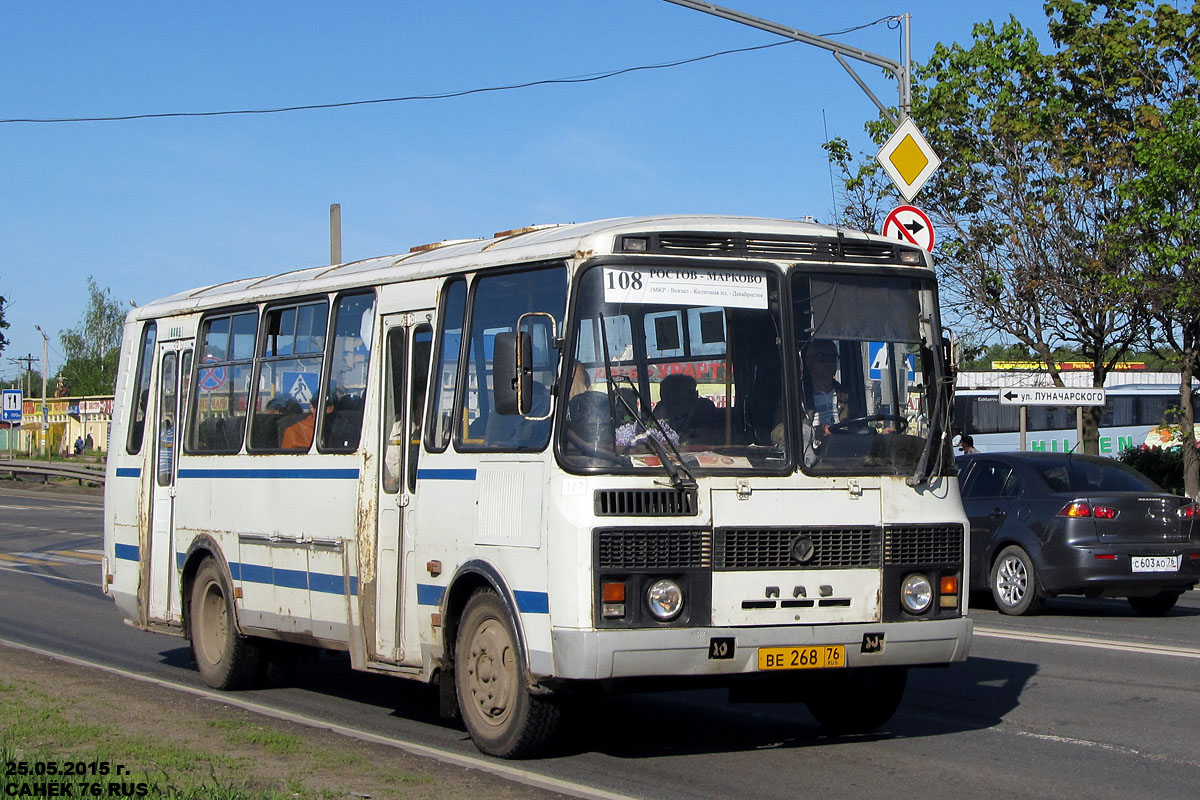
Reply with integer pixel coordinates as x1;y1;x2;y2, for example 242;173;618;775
50;549;103;562
0;637;639;800
0;552;44;565
0;564;96;586
975;626;1200;660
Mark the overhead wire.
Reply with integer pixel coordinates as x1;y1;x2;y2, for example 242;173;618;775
0;15;901;125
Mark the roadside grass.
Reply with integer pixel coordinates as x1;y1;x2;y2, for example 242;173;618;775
0;676;435;799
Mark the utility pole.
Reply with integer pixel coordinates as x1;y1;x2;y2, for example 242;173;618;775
34;325;48;458
330;204;342;265
662;1;911;125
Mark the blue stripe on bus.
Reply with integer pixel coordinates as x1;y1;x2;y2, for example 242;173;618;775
234;562;357;595
177;468;359;480
514;590;550;614
115;467;141;478
114;543;139;561
416;583;446;606
416;468;477;481
168;553;356;595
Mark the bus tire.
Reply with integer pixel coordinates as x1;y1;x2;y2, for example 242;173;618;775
454;589;560;758
990;545;1045;616
805;666;908;734
189;558;265;690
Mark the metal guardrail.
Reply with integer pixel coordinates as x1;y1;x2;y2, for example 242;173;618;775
1;459;105;487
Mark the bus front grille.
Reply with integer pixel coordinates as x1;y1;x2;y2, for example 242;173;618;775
594;488;698;516
714;527;882;570
883;524;964;565
596;529;712;569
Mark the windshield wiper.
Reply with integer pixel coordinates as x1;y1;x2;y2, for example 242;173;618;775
611;375;698;491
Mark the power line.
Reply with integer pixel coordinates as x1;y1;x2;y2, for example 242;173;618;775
0;16;900;125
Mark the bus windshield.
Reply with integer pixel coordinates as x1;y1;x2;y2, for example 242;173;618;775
790;271;942;475
560;263;788;473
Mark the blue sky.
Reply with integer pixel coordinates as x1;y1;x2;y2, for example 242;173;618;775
0;1;1049;382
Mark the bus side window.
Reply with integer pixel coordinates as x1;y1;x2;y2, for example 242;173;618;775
408;325;433;492
249;300;329;452
189;310;258;454
126;322;157;455
320;292;374;452
427;279;467;453
461;265;566;452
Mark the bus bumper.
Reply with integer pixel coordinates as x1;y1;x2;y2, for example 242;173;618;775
548;616;973;681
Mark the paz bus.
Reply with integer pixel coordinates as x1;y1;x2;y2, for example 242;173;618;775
103;215;971;757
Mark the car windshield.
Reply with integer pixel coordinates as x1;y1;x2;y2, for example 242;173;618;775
558;263;788;473
788;271;947;476
1035;457;1163;493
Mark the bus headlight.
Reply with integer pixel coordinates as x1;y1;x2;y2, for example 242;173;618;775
647;579;683;621
900;574;933;614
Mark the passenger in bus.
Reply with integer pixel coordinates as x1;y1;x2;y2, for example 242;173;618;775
252;396;301;449
282;396;334;451
653;374;721;443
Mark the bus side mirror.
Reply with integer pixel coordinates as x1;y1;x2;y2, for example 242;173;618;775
493;330;533;416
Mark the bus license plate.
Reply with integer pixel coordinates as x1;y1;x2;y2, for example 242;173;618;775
1131;555;1180;573
758;645;845;671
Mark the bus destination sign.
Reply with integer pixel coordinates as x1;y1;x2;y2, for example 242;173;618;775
997;387;1106;407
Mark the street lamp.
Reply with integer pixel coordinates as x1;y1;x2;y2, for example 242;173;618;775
34;325;48;458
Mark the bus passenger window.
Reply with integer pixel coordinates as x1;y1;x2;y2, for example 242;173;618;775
189;310;258;454
428;279;467;453
250;300;329;452
126;322;157;455
320;292;374;452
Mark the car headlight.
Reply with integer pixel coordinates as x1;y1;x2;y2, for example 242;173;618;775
647;579;683;621
900;574;933;614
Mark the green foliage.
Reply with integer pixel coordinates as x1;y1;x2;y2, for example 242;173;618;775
1119;445;1197;496
58;276;125;396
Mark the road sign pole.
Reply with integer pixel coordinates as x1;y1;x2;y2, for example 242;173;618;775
1020;406;1027;452
1077;406;1084;453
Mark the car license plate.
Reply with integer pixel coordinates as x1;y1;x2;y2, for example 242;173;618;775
758;645;846;670
1131;555;1181;573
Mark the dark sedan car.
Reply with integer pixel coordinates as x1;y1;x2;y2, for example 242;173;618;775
957;452;1199;615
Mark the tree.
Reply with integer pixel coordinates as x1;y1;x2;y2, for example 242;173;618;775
59;277;125;396
825;2;1187;454
1065;0;1200;497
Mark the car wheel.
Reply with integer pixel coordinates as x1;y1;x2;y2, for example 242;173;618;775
1127;591;1180;617
990;545;1045;616
454;589;561;758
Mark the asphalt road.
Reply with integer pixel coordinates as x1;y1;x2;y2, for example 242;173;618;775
2;483;1199;799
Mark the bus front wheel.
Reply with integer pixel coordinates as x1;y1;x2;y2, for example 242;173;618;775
454;589;560;758
805;666;908;735
189;558;265;690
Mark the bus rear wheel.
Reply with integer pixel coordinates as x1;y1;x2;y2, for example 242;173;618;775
189;558;265;690
805;666;908;735
454;589;560;758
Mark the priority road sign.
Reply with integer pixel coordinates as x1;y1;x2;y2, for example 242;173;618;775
881;205;935;252
876;117;942;201
1;389;22;423
997;387;1106;406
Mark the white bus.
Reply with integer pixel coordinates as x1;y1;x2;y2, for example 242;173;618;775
954;384;1200;456
104;215;971;757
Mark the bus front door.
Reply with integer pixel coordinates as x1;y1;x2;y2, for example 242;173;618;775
370;313;432;664
148;346;191;624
